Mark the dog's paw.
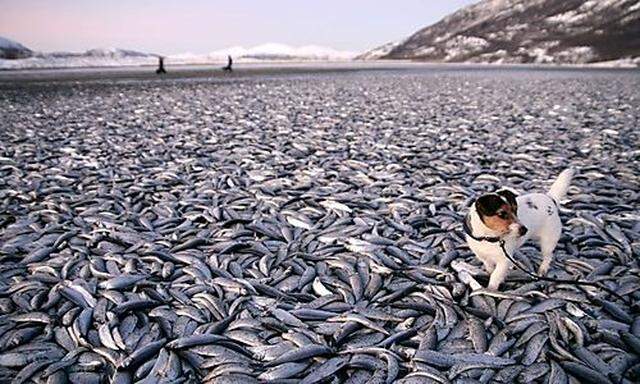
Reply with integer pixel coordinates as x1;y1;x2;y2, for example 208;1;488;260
487;282;501;291
537;263;550;276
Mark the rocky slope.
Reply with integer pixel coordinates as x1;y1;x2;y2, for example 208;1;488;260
363;0;640;64
355;41;400;60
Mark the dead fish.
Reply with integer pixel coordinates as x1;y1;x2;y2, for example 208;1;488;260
0;66;638;383
414;350;516;368
265;345;333;367
299;356;348;384
98;275;147;290
257;362;310;381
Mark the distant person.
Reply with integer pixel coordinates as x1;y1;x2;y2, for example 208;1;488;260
223;55;233;72
156;56;167;74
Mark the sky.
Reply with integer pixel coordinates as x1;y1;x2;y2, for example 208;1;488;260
0;0;478;55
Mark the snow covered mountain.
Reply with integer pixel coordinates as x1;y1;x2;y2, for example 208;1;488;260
355;41;401;60
80;48;153;58
0;41;356;70
169;43;355;64
222;43;355;61
362;0;640;65
0;47;157;70
0;36;32;59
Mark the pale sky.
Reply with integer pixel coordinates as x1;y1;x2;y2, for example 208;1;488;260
0;0;478;55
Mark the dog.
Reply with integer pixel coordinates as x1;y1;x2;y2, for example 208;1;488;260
464;168;575;290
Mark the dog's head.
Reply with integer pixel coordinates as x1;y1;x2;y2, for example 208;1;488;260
474;189;527;236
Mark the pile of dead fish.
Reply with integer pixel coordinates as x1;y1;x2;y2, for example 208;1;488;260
0;69;638;383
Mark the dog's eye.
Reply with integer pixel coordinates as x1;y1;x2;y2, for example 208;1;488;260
498;212;508;219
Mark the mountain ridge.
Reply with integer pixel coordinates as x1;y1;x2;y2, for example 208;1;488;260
0;36;33;59
362;0;640;64
0;39;356;69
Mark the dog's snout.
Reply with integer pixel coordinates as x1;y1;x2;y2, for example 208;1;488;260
519;226;528;236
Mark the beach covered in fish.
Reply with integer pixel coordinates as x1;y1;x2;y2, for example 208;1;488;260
0;67;639;383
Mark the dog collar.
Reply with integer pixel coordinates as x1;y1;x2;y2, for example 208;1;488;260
463;215;501;243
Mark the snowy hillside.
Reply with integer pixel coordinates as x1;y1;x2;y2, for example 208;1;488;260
361;0;640;64
221;43;355;61
0;45;157;70
0;36;32;59
170;43;355;64
0;41;356;70
355;41;401;60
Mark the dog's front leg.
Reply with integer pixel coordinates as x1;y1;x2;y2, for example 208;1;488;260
477;255;495;274
482;260;495;273
487;259;511;290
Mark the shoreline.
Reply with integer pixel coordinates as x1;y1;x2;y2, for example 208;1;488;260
0;61;638;86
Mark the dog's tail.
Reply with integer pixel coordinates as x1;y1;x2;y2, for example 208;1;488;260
548;168;575;202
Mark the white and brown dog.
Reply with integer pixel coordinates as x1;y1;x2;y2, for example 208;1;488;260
464;169;575;290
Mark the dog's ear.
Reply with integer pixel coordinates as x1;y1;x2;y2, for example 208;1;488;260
475;194;503;217
497;189;518;212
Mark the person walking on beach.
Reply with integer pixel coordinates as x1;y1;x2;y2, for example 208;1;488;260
156;56;167;74
223;55;233;72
